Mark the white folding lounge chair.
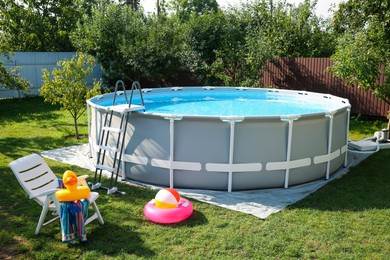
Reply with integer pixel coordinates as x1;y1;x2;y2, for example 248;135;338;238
9;153;104;235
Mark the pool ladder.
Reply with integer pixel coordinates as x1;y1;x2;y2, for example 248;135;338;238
91;80;145;194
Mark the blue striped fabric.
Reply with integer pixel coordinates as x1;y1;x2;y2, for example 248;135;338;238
59;199;90;242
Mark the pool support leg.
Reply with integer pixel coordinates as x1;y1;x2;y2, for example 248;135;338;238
281;115;300;189
221;117;244;192
169;118;174;188
344;107;351;167
228;120;236;193
165;115;183;189
325;112;336;180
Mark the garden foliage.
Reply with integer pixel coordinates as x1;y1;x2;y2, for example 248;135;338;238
71;0;333;87
40;53;102;139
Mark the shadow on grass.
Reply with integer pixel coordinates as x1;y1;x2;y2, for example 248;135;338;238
81;222;156;257
0;97;61;124
0;137;86;161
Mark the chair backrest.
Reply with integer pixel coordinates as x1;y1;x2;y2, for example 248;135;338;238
9;154;59;206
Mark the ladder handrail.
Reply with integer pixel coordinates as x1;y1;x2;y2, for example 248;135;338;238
112;80;129;106
129;81;145;109
113;80;145;110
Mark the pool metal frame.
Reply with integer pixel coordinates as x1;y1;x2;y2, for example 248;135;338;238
87;87;351;192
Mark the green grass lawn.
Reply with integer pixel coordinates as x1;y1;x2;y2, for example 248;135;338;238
349;115;388;141
0;97;389;259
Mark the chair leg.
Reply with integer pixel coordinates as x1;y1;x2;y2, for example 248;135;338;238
35;198;51;235
91;201;104;225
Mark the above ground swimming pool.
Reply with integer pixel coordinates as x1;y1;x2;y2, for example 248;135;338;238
87;87;351;191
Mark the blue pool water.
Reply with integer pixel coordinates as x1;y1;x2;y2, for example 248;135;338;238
99;88;344;117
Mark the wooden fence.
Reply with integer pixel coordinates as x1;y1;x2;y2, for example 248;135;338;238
259;58;389;118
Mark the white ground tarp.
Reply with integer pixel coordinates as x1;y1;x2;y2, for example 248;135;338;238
41;144;372;219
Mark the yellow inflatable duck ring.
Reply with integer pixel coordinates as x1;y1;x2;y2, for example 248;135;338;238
55;170;91;202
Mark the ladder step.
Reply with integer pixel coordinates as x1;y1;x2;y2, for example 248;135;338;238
102;126;123;133
98;145;119;153
96;164;116;172
108;104;145;113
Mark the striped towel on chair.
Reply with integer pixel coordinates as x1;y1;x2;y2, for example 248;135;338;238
60;199;90;242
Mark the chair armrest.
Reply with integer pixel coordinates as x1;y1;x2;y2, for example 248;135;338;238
29;188;58;199
77;175;89;187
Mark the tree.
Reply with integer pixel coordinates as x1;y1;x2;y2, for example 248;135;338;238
123;14;185;85
330;0;390;126
72;2;144;85
209;9;270;87
120;0;140;10
73;1;185;86
0;0;97;51
208;0;330;87
0;60;30;92
170;0;219;21
203;0;334;87
0;54;30;92
241;0;334;58
0;0;98;91
182;10;225;84
72;0;333;87
40;53;102;139
0;40;30;91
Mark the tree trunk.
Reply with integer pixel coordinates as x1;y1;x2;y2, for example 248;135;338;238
74;116;79;139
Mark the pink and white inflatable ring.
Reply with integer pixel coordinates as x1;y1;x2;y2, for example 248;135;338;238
143;198;193;224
